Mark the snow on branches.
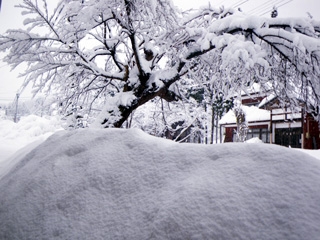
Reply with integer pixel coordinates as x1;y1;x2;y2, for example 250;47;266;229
1;0;320;127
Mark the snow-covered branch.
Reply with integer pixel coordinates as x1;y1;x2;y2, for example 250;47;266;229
1;0;320;128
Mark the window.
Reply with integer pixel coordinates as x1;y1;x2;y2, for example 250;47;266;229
233;127;269;143
275;128;302;148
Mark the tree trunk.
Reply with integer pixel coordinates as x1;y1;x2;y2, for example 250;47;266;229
101;76;180;128
215;114;219;144
211;107;215;144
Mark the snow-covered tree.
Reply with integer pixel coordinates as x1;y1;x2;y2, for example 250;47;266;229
233;101;248;142
1;0;320;128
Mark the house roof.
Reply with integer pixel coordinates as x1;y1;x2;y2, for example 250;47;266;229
219;105;270;125
258;94;277;108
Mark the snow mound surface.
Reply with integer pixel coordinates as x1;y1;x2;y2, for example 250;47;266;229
0;128;320;240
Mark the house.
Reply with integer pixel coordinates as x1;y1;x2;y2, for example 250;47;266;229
219;92;320;149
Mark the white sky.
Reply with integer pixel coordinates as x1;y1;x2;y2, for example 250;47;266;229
0;0;320;104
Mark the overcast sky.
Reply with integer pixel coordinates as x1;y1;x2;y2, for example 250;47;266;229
0;0;320;104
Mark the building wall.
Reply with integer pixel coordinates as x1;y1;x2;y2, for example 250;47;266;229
224;124;269;143
224;127;236;142
223;117;320;149
221;96;320;149
303;114;320;149
241;96;265;106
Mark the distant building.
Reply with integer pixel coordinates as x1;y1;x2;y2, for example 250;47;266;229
219;91;320;149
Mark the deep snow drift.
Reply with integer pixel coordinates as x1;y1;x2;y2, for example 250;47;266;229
0;128;320;240
0;115;62;162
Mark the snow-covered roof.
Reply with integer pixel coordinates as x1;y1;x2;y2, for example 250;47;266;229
219;105;270;125
258;94;277;108
240;83;262;96
1;128;320;239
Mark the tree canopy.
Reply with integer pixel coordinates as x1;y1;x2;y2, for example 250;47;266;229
1;0;320;128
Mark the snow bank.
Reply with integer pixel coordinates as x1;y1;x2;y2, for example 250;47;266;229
246;137;263;143
0;128;320;240
297;149;320;161
0;115;62;141
0;115;62;162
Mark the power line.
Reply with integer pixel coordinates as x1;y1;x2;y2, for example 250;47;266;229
247;0;278;15
216;0;248;9
254;0;286;16
231;0;245;8
250;0;287;16
233;0;249;9
259;0;293;16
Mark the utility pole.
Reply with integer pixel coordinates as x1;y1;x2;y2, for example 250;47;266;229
14;93;19;123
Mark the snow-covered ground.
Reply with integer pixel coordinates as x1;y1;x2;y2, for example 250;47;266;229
0;115;63;177
297;148;320;161
0;115;63;161
0;122;320;239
